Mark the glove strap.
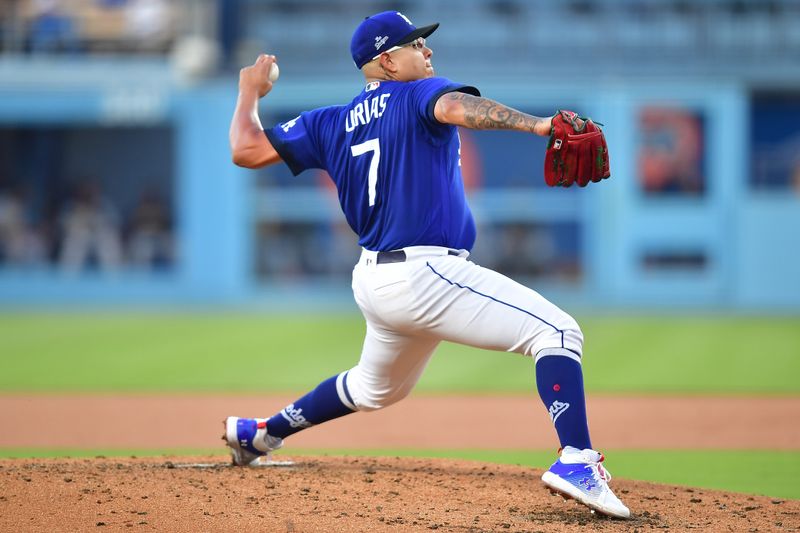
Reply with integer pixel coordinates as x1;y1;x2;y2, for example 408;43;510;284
557;109;604;131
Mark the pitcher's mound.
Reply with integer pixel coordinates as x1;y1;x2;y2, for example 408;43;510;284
1;456;796;532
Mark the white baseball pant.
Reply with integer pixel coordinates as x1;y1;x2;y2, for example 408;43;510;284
344;245;583;411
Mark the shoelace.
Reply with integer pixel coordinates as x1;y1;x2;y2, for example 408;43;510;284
559;447;613;483
594;461;611;483
575;449;612;483
593;452;611;482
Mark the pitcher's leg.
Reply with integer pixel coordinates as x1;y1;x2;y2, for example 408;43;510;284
535;349;591;450
345;321;440;411
224;258;441;464
224;368;360;465
416;257;582;357
264;372;358;440
263;320;437;442
413;256;590;449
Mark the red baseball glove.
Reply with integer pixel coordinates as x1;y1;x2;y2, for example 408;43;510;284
544;110;610;187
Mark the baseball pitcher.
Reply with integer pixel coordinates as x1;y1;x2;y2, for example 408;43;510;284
225;11;626;519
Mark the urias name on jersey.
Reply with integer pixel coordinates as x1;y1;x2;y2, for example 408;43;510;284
345;93;392;132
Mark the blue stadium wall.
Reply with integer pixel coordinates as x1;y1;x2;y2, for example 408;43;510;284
0;58;797;311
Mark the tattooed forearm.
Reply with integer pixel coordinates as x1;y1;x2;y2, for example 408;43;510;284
433;92;553;136
436;92;551;135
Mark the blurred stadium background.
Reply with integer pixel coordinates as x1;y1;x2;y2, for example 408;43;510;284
0;0;797;310
1;0;799;499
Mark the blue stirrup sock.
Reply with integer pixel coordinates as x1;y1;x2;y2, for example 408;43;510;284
535;349;592;450
266;371;358;440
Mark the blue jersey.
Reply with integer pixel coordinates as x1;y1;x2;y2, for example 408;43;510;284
265;77;480;251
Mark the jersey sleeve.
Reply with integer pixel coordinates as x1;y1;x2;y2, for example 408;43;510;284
264;111;324;176
410;77;481;137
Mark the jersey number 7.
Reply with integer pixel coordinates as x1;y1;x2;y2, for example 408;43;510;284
350;138;380;207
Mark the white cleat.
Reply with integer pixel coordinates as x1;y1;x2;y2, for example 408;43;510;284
222;416;283;466
541;447;631;519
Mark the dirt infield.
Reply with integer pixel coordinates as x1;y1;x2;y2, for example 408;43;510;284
1;394;799;531
1;456;798;532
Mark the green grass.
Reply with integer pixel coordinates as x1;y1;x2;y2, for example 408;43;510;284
1;312;798;393
3;314;796;499
1;447;796;500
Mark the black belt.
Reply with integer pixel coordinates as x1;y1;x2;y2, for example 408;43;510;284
376;249;460;264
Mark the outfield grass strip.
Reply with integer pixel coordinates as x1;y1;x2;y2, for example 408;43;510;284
2;314;799;393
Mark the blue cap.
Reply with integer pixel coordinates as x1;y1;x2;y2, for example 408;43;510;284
350;11;439;69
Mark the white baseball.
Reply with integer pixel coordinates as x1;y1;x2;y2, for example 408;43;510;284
268;62;280;82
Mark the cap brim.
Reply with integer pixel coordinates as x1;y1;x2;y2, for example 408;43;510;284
396;23;439;46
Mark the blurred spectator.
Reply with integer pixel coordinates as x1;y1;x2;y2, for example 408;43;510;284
255;222;307;279
124;0;172;53
2;0;177;55
27;0;80;54
0;184;47;267
57;180;123;273
493;223;558;278
126;189;174;270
